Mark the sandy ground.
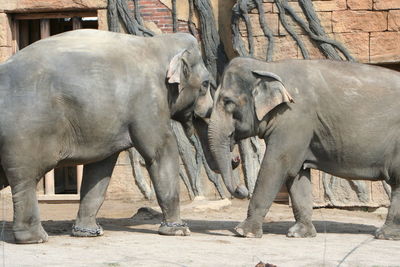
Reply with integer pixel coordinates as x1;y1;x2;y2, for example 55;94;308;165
0;196;399;267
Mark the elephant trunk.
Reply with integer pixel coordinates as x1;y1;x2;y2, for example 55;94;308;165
193;117;241;172
208;115;248;199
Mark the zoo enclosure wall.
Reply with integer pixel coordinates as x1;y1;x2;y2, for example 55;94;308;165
0;0;399;207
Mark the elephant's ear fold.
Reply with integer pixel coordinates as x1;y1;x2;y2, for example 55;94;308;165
167;50;187;91
252;70;294;121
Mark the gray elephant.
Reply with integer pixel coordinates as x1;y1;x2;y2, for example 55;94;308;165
208;57;400;240
0;29;213;243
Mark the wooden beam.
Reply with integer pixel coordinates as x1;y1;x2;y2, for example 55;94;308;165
72;16;82;30
31;19;40;43
19;20;29;49
14;11;97;20
11;19;19;53
76;165;83;194
36;178;45;195
38;194;80;202
40;18;50;39
44;169;55;195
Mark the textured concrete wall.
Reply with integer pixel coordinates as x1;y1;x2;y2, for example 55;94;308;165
0;12;12;62
1;0;399;65
238;0;400;63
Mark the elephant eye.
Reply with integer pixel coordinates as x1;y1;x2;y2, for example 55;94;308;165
223;97;236;112
202;80;209;88
199;80;209;96
182;60;190;78
223;97;234;105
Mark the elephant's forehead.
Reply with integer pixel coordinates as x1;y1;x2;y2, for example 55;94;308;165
222;71;240;88
222;70;252;92
218;84;245;100
187;47;202;60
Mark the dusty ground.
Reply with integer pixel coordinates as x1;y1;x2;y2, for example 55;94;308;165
0;196;399;267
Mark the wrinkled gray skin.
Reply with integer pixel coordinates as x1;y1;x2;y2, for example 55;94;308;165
0;29;214;244
209;57;400;240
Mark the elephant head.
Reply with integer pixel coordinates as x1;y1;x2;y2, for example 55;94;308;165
167;46;213;134
166;48;243;187
208;62;294;198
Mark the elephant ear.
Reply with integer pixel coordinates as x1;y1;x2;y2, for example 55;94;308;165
252;70;294;121
167;50;188;92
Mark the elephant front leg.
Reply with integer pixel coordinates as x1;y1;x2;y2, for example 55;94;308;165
286;169;316;238
375;182;400;240
72;153;119;237
235;139;307;238
145;133;190;236
235;155;290;238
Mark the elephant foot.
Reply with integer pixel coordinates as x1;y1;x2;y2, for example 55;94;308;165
14;224;48;244
375;225;400;240
71;223;104;237
234;219;263;238
287;222;316;238
158;221;191;236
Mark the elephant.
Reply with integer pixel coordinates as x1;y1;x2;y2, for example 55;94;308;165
0;29;213;244
208;57;400;240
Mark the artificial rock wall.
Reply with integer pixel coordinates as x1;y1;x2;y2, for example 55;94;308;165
238;0;400;64
0;0;399;206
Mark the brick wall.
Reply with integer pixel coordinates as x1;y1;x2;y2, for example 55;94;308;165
129;0;190;33
240;0;400;64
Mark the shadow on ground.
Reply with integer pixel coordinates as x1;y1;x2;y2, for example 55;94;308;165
1;215;378;244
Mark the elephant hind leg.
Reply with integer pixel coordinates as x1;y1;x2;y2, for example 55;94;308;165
375;181;400;240
72;153;119;237
146;133;190;236
286;169;316;238
1;140;59;243
133;127;190;236
3;162;49;244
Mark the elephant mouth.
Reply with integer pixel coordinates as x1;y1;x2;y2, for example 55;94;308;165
232;155;241;170
212;152;240;174
229;134;240;170
207;133;241;173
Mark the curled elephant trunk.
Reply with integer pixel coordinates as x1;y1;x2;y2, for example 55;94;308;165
193;117;241;172
208;116;248;199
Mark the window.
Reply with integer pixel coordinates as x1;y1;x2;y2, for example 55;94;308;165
12;11;98;52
